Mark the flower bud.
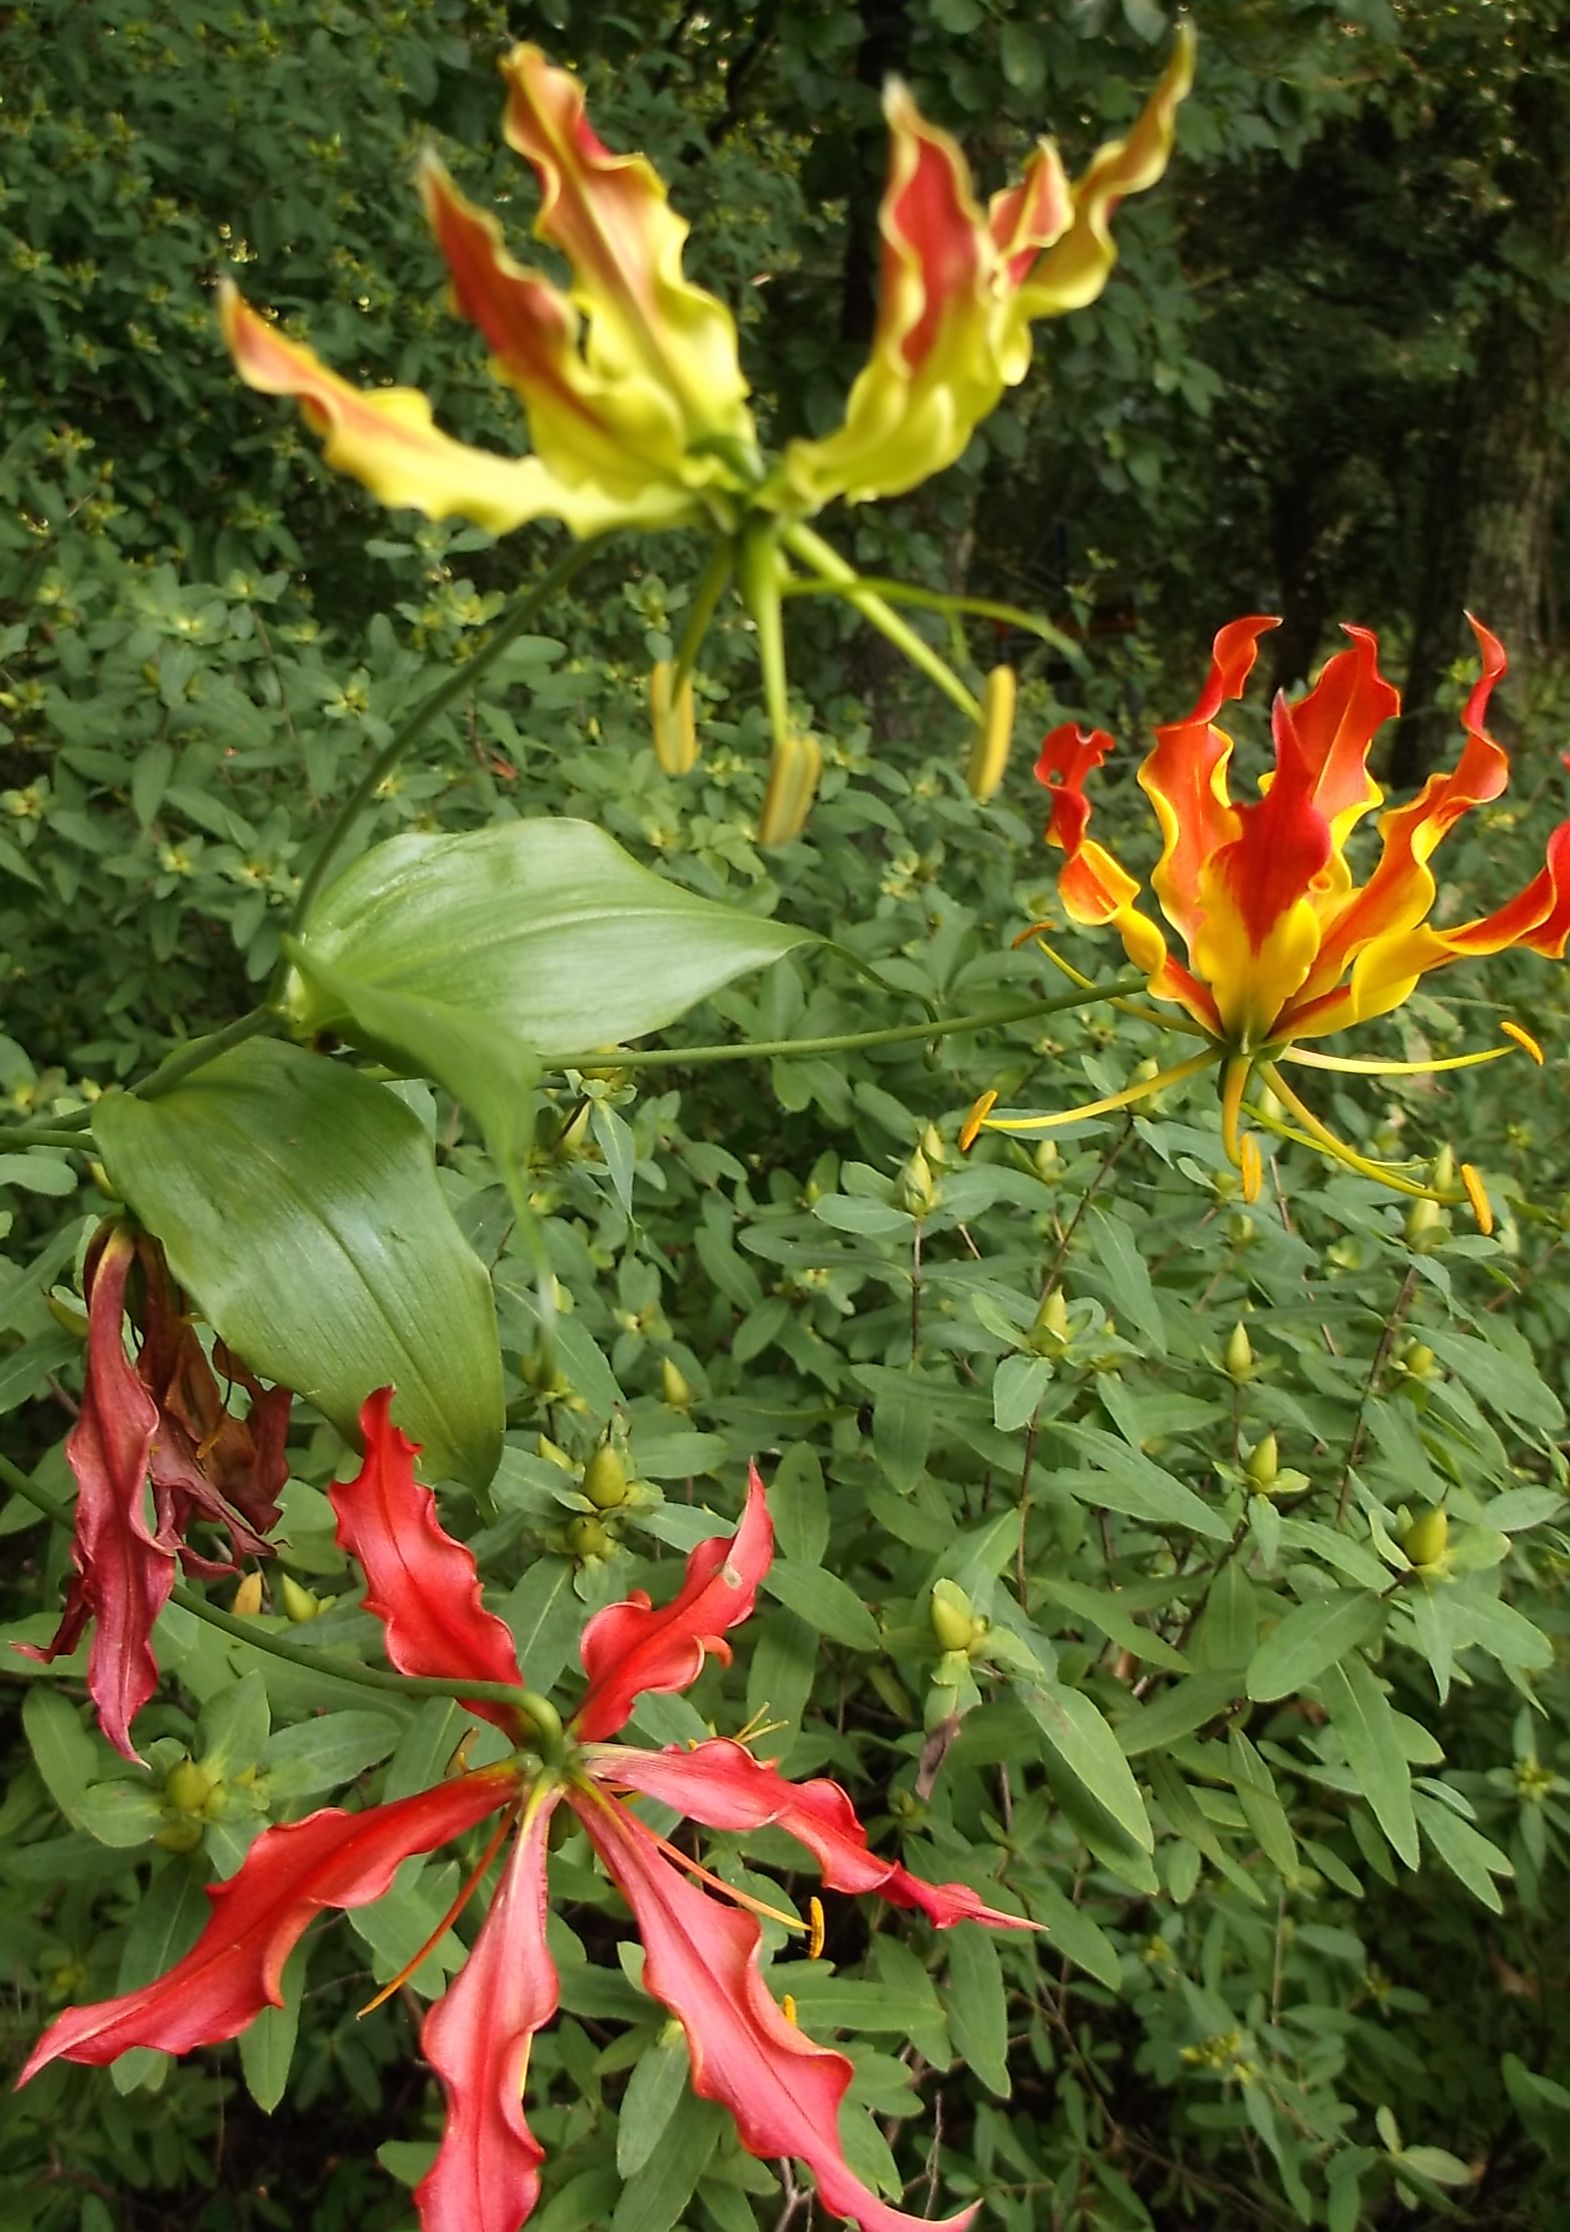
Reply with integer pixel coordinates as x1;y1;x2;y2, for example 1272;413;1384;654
1401;1505;1449;1570
897;1147;938;1218
1245;1433;1279;1490
1401;1340;1438;1381
966;664;1016;802
929;1579;980;1654
566;1513;614;1562
757;732;822;848
1029;1287;1071;1356
660;1356;693;1410
1224;1321;1255;1383
1404;1194;1446;1250
164;1759;214;1816
1033;1138;1060;1176
154;1818;205;1854
919;1122;948;1168
277;1573;321;1623
582;1441;630;1511
648;660;698;776
231;1570;265;1617
1431;1144;1457;1194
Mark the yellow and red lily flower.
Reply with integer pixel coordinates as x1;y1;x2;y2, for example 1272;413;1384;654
17;1221;289;1760
969;617;1569;1208
221;38;1190;836
24;1392;1034;2232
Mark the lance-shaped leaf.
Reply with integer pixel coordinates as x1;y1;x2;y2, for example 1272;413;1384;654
19;1772;518;2079
282;819;813;1066
331;1391;526;1732
573;1466;772;1740
416;1796;561;2232
94;1042;505;1490
598;1738;1034;1931
575;1790;980;2232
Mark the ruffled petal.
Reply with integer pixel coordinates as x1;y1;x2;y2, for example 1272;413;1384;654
499;44;752;445
573;1466;771;1742
592;1739;1035;1931
330;1390;525;1733
19;1771;518;2081
221;283;682;536
16;1223;169;1762
416;1795;561;2232
574;1787;978;2232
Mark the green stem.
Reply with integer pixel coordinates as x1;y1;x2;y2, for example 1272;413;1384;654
0;1107;94;1143
135;1006;279;1101
279;537;610;957
0;1126;95;1150
598;976;1147;1070
0;1450;545;1724
670;541;734;691
779;573;1082;660
781;522;983;723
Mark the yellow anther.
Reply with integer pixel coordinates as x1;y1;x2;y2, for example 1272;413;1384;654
1238;1132;1262;1204
807;1896;825;1960
649;659;699;775
781;1993;799;2028
959;1089;998;1152
1501;1019;1544;1064
1460;1161;1494;1236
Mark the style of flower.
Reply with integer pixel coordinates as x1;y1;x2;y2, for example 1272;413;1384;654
220;38;1191;837
23;1391;1034;2232
18;1220;289;1759
968;617;1568;1209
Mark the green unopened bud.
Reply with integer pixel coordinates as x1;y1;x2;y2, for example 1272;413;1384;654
930;1579;980;1654
1029;1287;1071;1355
1404;1194;1446;1249
1401;1505;1449;1570
1224;1322;1255;1383
649;660;699;776
46;1295;90;1340
164;1759;214;1816
231;1570;264;1617
919;1122;948;1168
566;1513;614;1562
660;1356;693;1410
154;1817;205;1854
536;1433;576;1471
582;1441;630;1510
1431;1144;1457;1194
897;1147;938;1218
277;1573;321;1623
1033;1139;1060;1176
1402;1341;1438;1381
1245;1433;1280;1490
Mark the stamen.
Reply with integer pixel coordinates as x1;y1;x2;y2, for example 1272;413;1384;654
807;1896;825;1960
641;1822;804;1931
732;1703;789;1750
1501;1019;1545;1064
982;1047;1220;1136
1253;1064;1441;1204
959;1090;998;1151
1220;1055;1251;1169
781;1993;799;2027
1282;1043;1516;1077
1026;936;1209;1035
1460;1162;1494;1236
357;1805;515;2018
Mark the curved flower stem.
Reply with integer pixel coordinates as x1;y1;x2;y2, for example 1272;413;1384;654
670;541;734;692
780;522;982;723
600;976;1147;1071
276;535;610;974
0;1449;546;1724
778;573;1083;661
0;1125;95;1150
135;1006;280;1101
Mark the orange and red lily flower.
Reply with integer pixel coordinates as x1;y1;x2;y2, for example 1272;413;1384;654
23;1392;1033;2232
969;617;1568;1208
220;38;1190;835
18;1221;289;1759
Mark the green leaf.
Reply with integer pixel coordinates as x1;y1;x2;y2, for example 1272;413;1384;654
1413;1792;1512;1910
1227;1727;1298;1875
1019;1679;1153;1851
500;1557;583;1695
261;1711;400;1801
109;1860;209;2095
609;2088;723;2232
764;1558;881;1650
1423;1326;1563;1432
1246;1590;1387;1702
1086;1209;1166;1355
286;818;811;1062
616;2033;688;2180
94;1040;504;1489
768;1446;829;1566
1319;1653;1419;1866
239;1941;309;2111
945;1924;1011;2098
1116;1671;1242;1757
1055;1424;1232;1541
1036;1575;1190;1673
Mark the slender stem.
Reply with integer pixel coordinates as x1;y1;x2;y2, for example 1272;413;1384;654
279;537;609;958
599;977;1146;1071
0;1106;95;1145
0;1126;94;1150
670;541;734;690
135;1006;279;1101
779;572;1082;659
0;1448;542;1719
1335;1264;1421;1525
780;522;983;723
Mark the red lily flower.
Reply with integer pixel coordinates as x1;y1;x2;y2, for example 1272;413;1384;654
22;1391;1033;2231
18;1221;289;1759
969;618;1568;1209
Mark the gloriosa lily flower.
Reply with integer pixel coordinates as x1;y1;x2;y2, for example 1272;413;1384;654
18;1220;289;1759
24;1392;1033;2232
221;37;1191;838
969;617;1569;1209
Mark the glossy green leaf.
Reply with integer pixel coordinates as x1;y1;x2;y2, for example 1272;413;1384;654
94;1040;504;1488
1247;1589;1387;1703
286;817;812;1061
763;1557;881;1649
1020;1678;1154;1852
